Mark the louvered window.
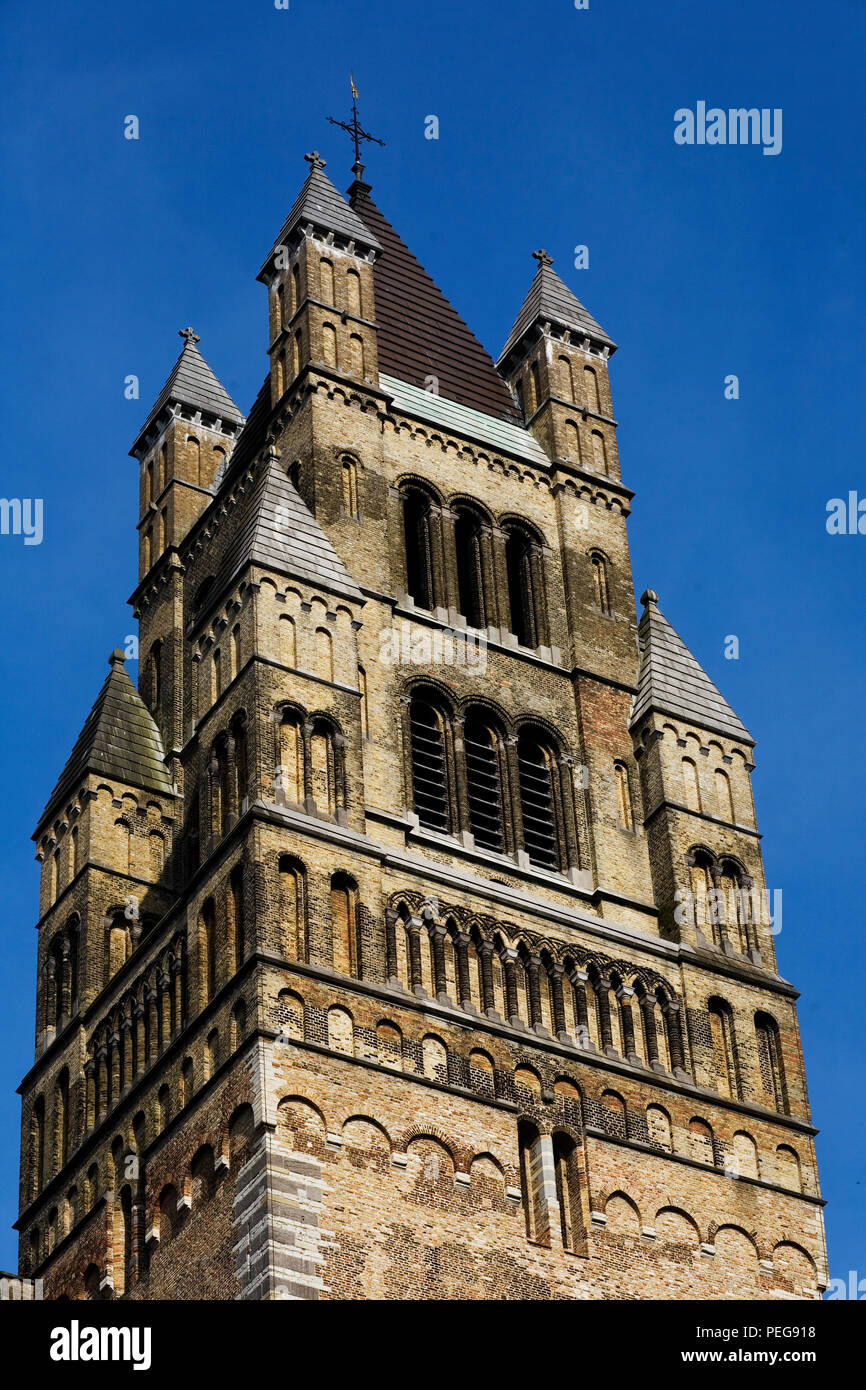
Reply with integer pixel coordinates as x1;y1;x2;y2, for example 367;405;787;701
454;508;485;630
464;716;503;852
505;527;538;647
410;699;449;831
518;731;558;869
402;488;434;610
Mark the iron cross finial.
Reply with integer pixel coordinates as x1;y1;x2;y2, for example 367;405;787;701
178;326;200;344
532;249;554;268
327;74;385;180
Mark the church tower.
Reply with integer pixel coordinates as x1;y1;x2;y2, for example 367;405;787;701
12;145;826;1302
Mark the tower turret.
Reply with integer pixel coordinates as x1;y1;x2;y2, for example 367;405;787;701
629;591;771;964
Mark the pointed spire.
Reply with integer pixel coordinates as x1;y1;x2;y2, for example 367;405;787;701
498;253;616;368
258;152;380;283
131;332;245;455
219;449;363;604
629;592;752;745
34;650;175;837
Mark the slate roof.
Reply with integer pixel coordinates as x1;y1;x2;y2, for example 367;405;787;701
629;592;752;745
499;262;616;366
213;376;272;489
261;162;381;274
132;339;245;452
36;652;175;835
349;183;522;423
219;452;362;604
381;373;549;468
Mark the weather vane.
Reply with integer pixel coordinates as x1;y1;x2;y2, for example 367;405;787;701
327;74;385;179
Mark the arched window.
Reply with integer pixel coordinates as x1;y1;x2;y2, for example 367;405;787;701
341;455;360;517
231;999;247;1049
31;1096;45;1199
279;855;306;962
716;768;735;822
309;717;339;815
278;709;303;804
345;268;361;315
401;485;436;610
557;354;575;402
205;1029;220;1080
211;734;230;837
148;640;162;711
322;322;338;369
228;863;245;971
145;459;154;506
583;365;600;412
517;728;562;870
358;665;369;738
755;1012;788;1113
504;524;545;648
708;997;739;1099
291;263;300;313
719;860;748;952
688;1117;715;1165
186;435;201;486
117;1185;133;1295
319;257;335;304
518;1120;549;1244
55;1069;70;1170
157;1084;170;1131
181;1057;194;1108
590;552;611;614
330;873;358;976
349;333;365;378
689;852;713;933
107;909;130;979
315;626;334;681
553;1132;582;1253
614;761;633;830
453;505;486;630
231;623;242;679
682;758;701;812
591;430;607;475
200;898;216;1003
409;695;450;832
276;279;285;332
212;647;222;701
158;1185;178;1244
463;711;505;852
529;361;541;414
279;613;296;666
232;712;248;815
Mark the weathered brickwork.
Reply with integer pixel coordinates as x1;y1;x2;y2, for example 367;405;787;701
10;152;825;1301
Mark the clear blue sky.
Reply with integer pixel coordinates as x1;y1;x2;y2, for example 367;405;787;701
1;0;863;1285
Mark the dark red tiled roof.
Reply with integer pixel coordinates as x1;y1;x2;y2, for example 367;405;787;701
349;183;521;423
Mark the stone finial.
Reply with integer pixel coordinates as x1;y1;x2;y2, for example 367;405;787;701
640;589;659;607
532;248;554;268
304;150;326;171
178;326;200;345
109;648;126;667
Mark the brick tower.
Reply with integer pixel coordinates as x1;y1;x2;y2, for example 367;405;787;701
13;148;827;1301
